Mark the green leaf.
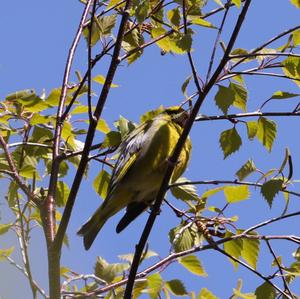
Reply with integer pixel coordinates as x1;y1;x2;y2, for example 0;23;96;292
223;185;250;203
230;82;248;112
167;8;181;27
181;75;192;97
197;288;218;299
224;231;243;269
165;280;188;296
290;0;300;8
96;119;110;134
147;273;163;299
261;179;283;207
18;94;50;112
0;247;14;261
236;159;257;181
114;115;137;137
102;131;122;148
201;186;225;199
135;0;150;24
171;177;199;201
255;282;276;299
278;147;290;174
93;170;111;199
231;0;241;8
232;279;256;299
93;74;118;88
0;223;13;235
122;27;144;64
292;29;300;46
178;255;207;276
94;256;129;283
96;14;117;37
151;27;171;52
256;117;277;152
188;16;216;28
56;181;70;207
19;165;41;180
246;121;258;140
270;90;300;100
215;85;235;114
219;127;242;158
169;223;196;252
282;56;300;86
241;233;260;269
133;281;147;299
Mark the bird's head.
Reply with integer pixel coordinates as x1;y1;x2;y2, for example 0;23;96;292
162;106;190;128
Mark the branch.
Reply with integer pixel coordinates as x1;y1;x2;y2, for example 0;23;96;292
229;52;300;59
195;111;300;122
231;25;300;69
214;246;288;297
4;255;47;298
124;1;253;298
55;0;133;250
169;179;300;198
45;0;94;244
227;70;300;82
265;240;294;298
16;199;38;298
0;134;39;206
205;1;230;83
64;230;300;297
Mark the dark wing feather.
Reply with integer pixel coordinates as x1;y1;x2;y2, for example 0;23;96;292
106;120;152;198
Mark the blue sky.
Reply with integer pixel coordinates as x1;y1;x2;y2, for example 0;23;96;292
1;0;300;298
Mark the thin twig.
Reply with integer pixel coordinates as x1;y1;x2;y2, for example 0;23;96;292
206;1;230;83
195;111;300;122
123;1;253;298
46;0;95;244
16;198;38;299
55;0;133;250
0;134;39;205
169;179;300;198
231;25;300;70
214;246;288;297
265;239;295;298
4;255;47;298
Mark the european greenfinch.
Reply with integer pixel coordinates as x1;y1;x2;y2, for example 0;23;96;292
78;106;192;250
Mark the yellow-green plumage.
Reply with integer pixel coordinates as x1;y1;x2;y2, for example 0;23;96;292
78;106;191;250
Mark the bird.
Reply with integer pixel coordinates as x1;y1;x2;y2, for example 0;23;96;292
77;106;192;250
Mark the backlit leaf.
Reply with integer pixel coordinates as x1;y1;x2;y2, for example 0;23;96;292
219;127;242;158
236;159;257;181
0;247;14;261
197;288;218;299
165;279;188;296
147;273;163;299
255;282;276;299
270;90;299;100
178;255;207;276
167;8;181;27
224;231;243;269
241;233;260;269
93;74;118;88
171;177;199;201
261;179;283;207
223;185;250;203
93;170;111;199
215;85;235;114
282;56;300;86
246;121;258;140
0;223;13;235
256;117;277;151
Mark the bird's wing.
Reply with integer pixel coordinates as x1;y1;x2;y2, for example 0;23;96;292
107;120;152;195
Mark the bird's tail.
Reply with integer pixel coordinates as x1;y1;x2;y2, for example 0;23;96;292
77;206;110;250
